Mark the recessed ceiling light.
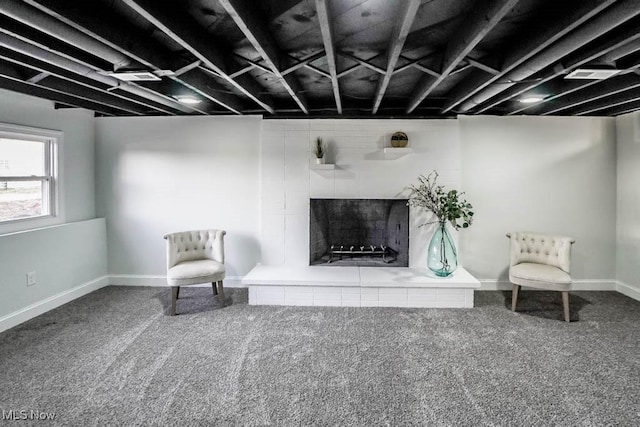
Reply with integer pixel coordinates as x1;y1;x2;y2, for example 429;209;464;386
174;95;201;104
565;69;621;80
106;71;161;81
519;96;545;104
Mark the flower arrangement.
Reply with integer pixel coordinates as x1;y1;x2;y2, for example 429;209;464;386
313;137;325;159
408;171;474;230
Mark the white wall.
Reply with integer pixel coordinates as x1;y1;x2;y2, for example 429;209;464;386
92;113;620;288
0;219;107;331
0;89;96;226
615;112;640;291
460;115;617;282
95;115;262;280
260;119;460;268
0;90;106;331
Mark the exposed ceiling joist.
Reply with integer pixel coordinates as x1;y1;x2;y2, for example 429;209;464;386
315;0;341;114
507;79;603;115
407;0;519;114
23;0;171;70
594;98;640;116
217;0;308;114
122;0;275;114
473;3;640;113
0;46;180;115
465;58;501;76
441;0;617;113
338;51;386;75
282;51;325;76
37;76;149;115
175;69;245;115
569;84;640;115
0;0;636;118
0;71;120;116
0;31;189;114
25;71;48;83
372;0;421;114
600;39;640;66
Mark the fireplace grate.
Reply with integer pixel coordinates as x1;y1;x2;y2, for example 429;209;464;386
328;244;397;264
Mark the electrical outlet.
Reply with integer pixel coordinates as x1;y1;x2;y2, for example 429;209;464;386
26;271;36;287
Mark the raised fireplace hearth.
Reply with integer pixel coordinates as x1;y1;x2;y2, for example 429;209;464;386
310;198;409;267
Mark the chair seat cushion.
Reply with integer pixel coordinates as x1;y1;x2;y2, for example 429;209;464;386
167;259;225;286
510;262;571;290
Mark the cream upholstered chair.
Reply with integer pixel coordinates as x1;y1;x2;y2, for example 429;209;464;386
164;229;226;316
507;232;575;322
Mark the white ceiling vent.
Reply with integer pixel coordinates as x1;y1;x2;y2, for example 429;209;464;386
565;69;621;80
106;71;162;81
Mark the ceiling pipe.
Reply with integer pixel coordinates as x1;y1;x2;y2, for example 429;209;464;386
0;0;132;70
0;32;193;114
458;0;640;113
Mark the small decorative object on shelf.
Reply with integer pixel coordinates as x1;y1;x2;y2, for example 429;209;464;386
408;171;474;277
390;131;408;147
314;137;326;164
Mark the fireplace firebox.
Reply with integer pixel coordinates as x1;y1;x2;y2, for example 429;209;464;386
309;199;409;267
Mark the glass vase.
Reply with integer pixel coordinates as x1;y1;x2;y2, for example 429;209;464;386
427;221;458;277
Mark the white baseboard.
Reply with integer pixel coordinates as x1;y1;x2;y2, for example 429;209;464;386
478;280;617;291
108;275;245;288
615;281;640;302
0;275;109;334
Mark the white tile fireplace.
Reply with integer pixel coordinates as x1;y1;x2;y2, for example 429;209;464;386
245;119;480;308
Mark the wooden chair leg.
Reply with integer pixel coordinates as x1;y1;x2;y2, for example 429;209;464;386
217;280;225;307
171;286;179;316
176;286;180;299
511;284;520;312
211;282;218;295
562;291;570;322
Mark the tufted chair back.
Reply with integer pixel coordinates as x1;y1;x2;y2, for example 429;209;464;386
509;232;574;273
164;229;226;270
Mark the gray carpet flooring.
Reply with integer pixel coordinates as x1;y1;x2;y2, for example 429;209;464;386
0;286;639;426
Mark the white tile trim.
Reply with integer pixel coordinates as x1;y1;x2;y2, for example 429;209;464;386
0;275;109;333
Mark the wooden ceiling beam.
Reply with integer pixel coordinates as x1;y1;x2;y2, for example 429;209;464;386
0;29;191;114
465;58;501;75
506;79;602;115
121;0;275;114
337;52;386;75
282;51;325;76
0;71;122;116
315;0;341;114
392;53;439;75
593;98;640;116
372;0;421;114
218;0;308;114
407;0;519;114
441;0;617;113
0;45;178;115
476;16;640;114
460;0;640;113
175;69;245;115
336;64;360;79
567;84;640;116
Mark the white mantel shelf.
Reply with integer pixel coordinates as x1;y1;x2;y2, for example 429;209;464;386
242;265;480;308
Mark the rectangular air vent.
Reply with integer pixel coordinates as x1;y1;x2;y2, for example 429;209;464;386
107;71;161;81
565;69;621;80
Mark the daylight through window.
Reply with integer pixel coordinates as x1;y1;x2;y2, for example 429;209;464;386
0;126;59;223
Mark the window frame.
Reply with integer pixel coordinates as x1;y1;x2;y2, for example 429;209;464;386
0;123;63;232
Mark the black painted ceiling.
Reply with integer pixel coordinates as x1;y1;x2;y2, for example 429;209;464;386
0;0;639;118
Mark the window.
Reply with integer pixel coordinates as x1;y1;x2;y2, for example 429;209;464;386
0;124;60;224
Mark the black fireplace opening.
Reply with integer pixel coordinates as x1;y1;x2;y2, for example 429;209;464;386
310;198;409;267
